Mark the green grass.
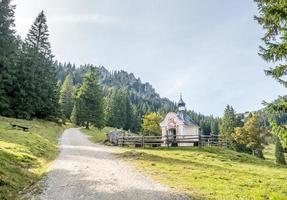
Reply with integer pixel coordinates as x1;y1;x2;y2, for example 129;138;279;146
0;116;64;200
120;147;287;200
84;127;287;199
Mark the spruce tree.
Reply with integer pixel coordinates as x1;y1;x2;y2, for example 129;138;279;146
0;0;17;116
13;11;59;119
220;105;238;142
25;11;51;57
275;136;286;165
77;67;104;129
254;0;287;146
105;89;130;130
211;121;220;135
59;73;74;122
220;105;246;151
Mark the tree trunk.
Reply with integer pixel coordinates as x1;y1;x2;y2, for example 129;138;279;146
86;121;89;129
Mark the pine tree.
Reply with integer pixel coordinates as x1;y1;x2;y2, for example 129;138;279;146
220;105;238;142
254;0;287;146
0;0;17;116
211;120;220;135
13;11;59;119
130;104;141;132
77;67;104;129
220;105;246;151
105;89;129;129
275;136;286;165
12;49;38;119
59;73;74;122
25;11;51;57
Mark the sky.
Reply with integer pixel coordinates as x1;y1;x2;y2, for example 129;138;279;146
13;0;286;116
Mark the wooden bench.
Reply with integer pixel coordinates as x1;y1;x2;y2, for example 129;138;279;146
10;123;30;132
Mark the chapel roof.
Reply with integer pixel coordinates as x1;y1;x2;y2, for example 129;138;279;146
177;110;198;126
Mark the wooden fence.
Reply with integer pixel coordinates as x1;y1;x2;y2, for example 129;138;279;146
114;134;227;147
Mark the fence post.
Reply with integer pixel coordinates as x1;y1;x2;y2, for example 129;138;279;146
141;135;144;148
199;134;202;147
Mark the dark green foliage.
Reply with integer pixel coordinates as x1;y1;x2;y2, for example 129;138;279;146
188;111;220;135
220;105;241;141
55;64;177;114
275;136;286;165
25;11;51;58
0;8;59;120
254;0;287;148
0;0;17;116
74;67;104;129
105;89;130;130
12;11;59;119
59;73;74;122
211;120;220;135
219;105;250;152
55;63;177;132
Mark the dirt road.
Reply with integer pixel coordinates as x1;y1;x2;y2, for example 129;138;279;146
34;128;189;200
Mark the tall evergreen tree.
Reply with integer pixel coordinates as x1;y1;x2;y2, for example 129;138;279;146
0;0;17;116
13;11;59;119
220;105;238;142
130;104;141;132
220;105;246;151
59;73;74;122
25;11;51;57
211;120;220;135
254;0;287;147
76;67;104;129
105;89;130;130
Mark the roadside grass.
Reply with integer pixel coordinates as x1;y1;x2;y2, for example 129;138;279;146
120;147;287;200
0;116;64;200
84;127;287;199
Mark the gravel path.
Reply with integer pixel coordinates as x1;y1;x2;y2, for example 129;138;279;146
34;128;190;200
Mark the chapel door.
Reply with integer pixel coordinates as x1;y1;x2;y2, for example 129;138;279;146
169;129;178;147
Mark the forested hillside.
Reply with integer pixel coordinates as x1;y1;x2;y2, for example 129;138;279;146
56;63;177;115
55;63;221;134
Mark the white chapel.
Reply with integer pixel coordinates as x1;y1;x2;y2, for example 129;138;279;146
160;95;200;146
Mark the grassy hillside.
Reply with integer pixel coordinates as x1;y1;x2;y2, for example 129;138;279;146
83;128;287;200
0;116;64;200
121;147;287;200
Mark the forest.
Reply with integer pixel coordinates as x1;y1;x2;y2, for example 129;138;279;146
1;0;287;199
0;0;220;135
0;0;286;163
